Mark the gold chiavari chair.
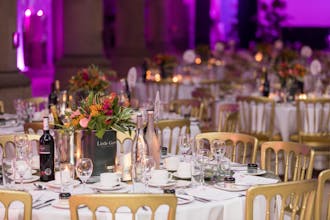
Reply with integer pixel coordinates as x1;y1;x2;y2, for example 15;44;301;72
245;179;317;220
24;121;55;134
145;80;179;104
291;97;330;148
0;100;5;113
156;119;190;154
116;130;135;154
69;194;177;220
191;87;216;131
0;189;32;220
0;134;41;158
237;96;282;143
169;99;202;121
216;103;239;132
260;141;313;182
195;132;258;164
24;97;48;112
315;169;330;220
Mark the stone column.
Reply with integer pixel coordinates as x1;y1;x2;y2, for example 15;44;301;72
111;0;148;76
55;0;110;89
0;0;31;113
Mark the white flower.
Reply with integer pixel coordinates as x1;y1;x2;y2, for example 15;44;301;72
310;59;322;75
300;46;313;58
183;49;196;64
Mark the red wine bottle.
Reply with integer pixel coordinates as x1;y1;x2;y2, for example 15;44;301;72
39;116;55;182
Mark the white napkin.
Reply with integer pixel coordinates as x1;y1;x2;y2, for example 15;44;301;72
185;186;239;201
233;173;279;186
127;67;137;91
154;91;161;120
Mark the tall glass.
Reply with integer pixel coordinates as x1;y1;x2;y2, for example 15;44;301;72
143;156;156;192
14;134;29;189
2;158;16;188
179;134;191;161
75;158;93;191
194;148;210;188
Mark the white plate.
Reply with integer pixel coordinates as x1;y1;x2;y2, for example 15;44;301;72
173;172;191;180
14;175;39;183
89;182;128;191
52;199;69;209
214;183;249;192
46;180;81;189
148;180;176;188
176;195;194;205
239;169;267;176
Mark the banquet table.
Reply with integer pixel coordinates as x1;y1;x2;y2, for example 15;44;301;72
0;165;279;220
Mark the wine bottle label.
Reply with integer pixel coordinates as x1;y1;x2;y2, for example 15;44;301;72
39;145;51;154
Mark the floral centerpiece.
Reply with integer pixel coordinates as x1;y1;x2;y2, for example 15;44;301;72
68;64;116;94
153;53;178;79
65;91;134;139
275;62;307;95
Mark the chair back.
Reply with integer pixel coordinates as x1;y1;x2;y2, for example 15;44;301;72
24;97;48;112
69;193;177;220
0;100;4;113
0;189;32;220
0;134;41;158
245;179;317;220
260;141;313;182
116;130;135;154
195;132;258;164
296;97;330;145
169;99;202;120
217;103;239;132
191;87;215;131
146;80;179;104
237;96;276;142
156;119;190;154
315;163;330;220
24;121;55;135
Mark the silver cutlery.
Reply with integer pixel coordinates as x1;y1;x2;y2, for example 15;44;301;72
33;198;56;209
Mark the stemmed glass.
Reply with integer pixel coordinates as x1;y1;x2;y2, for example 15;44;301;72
211;140;226;164
179;134;191;161
75;158;93;191
143;156;156;192
14;134;30;189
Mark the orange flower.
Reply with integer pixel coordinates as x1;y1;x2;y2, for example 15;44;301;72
90;104;102;117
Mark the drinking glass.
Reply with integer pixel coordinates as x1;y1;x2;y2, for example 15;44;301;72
15;157;30;189
75;158;93;191
211;140;226;163
195;148;210;188
14;134;30;189
179;134;191;161
190;156;203;187
220;159;231;177
60;163;75;193
2;158;15;188
143;156;156;192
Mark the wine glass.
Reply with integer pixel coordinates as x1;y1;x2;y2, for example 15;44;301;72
75;158;93;191
211;140;226;163
143;156;156;192
14;134;28;159
179;134;191;161
15;157;31;189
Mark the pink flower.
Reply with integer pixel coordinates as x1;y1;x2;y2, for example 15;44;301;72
79;117;90;128
70;110;81;119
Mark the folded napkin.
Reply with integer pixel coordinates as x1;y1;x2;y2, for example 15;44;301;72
233;173;279;186
185;186;239;201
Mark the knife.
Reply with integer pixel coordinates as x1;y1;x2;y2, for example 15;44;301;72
33;198;56;209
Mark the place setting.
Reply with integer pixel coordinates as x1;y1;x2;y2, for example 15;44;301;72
88;172;129;193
